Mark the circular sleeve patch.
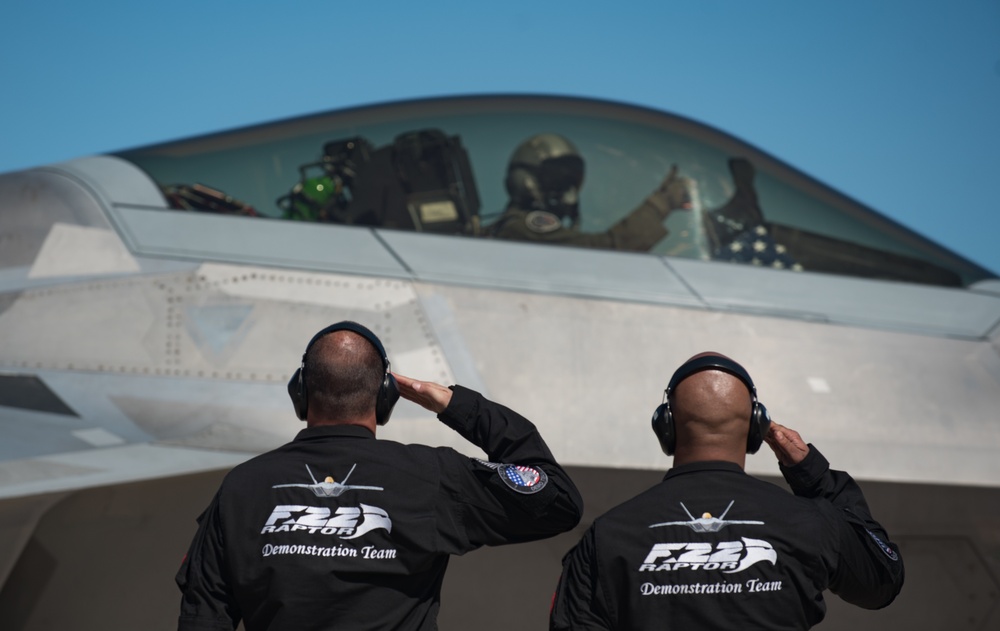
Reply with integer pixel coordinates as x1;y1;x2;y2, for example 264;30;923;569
866;529;899;561
497;464;548;494
525;211;562;234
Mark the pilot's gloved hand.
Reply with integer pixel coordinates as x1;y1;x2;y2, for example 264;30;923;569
647;165;696;218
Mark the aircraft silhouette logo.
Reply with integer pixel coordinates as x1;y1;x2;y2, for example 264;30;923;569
649;500;764;533
272;463;384;498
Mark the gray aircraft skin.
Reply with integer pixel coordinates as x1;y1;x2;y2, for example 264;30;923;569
1;95;998;630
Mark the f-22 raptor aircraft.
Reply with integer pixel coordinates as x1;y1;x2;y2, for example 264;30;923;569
650;500;765;533
272;463;384;498
1;95;999;630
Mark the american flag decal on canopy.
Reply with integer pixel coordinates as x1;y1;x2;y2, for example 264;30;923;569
712;222;803;271
702;157;803;272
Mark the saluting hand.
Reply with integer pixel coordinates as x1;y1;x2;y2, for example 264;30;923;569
764;421;810;467
393;373;453;414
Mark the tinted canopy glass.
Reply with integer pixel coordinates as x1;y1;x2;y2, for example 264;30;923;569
117;95;993;287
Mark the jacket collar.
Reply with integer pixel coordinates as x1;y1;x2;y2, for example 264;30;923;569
294;424;375;442
663;460;746;481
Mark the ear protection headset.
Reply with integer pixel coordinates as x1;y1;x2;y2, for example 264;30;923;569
287;321;400;425
650;354;770;456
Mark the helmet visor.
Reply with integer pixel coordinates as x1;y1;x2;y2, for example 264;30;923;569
537;155;584;195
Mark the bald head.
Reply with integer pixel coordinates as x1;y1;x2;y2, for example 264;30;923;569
304;330;384;425
668;352;754;465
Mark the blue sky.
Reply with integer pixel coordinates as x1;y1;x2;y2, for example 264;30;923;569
2;1;998;275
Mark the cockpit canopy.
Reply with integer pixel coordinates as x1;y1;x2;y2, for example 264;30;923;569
116;95;993;288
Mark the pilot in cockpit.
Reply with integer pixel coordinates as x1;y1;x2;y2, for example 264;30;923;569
488;133;695;251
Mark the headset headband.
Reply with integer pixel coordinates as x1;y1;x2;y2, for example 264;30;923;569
302;321;391;373
666;355;755;399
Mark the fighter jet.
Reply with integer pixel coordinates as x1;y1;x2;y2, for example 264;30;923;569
1;94;998;630
272;463;384;497
649;500;765;533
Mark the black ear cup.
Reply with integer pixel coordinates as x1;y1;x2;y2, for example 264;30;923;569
289;321;400;425
375;372;400;427
288;366;307;420
651;401;676;456
652;355;769;456
746;402;771;454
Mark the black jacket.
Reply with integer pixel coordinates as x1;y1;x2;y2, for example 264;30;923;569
177;386;583;631
550;447;903;630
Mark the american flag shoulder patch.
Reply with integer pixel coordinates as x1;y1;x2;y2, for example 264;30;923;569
473;459;549;494
497;463;548;494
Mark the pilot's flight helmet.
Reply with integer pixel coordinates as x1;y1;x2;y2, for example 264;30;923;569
505;133;585;223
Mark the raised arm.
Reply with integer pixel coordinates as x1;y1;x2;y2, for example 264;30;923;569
395;373;584;549
765;421;904;608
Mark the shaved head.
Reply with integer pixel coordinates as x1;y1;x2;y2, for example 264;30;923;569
669;352;754;464
304;330;384;424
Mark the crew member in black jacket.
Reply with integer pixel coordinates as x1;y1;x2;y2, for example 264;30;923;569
176;321;583;631
550;352;903;630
